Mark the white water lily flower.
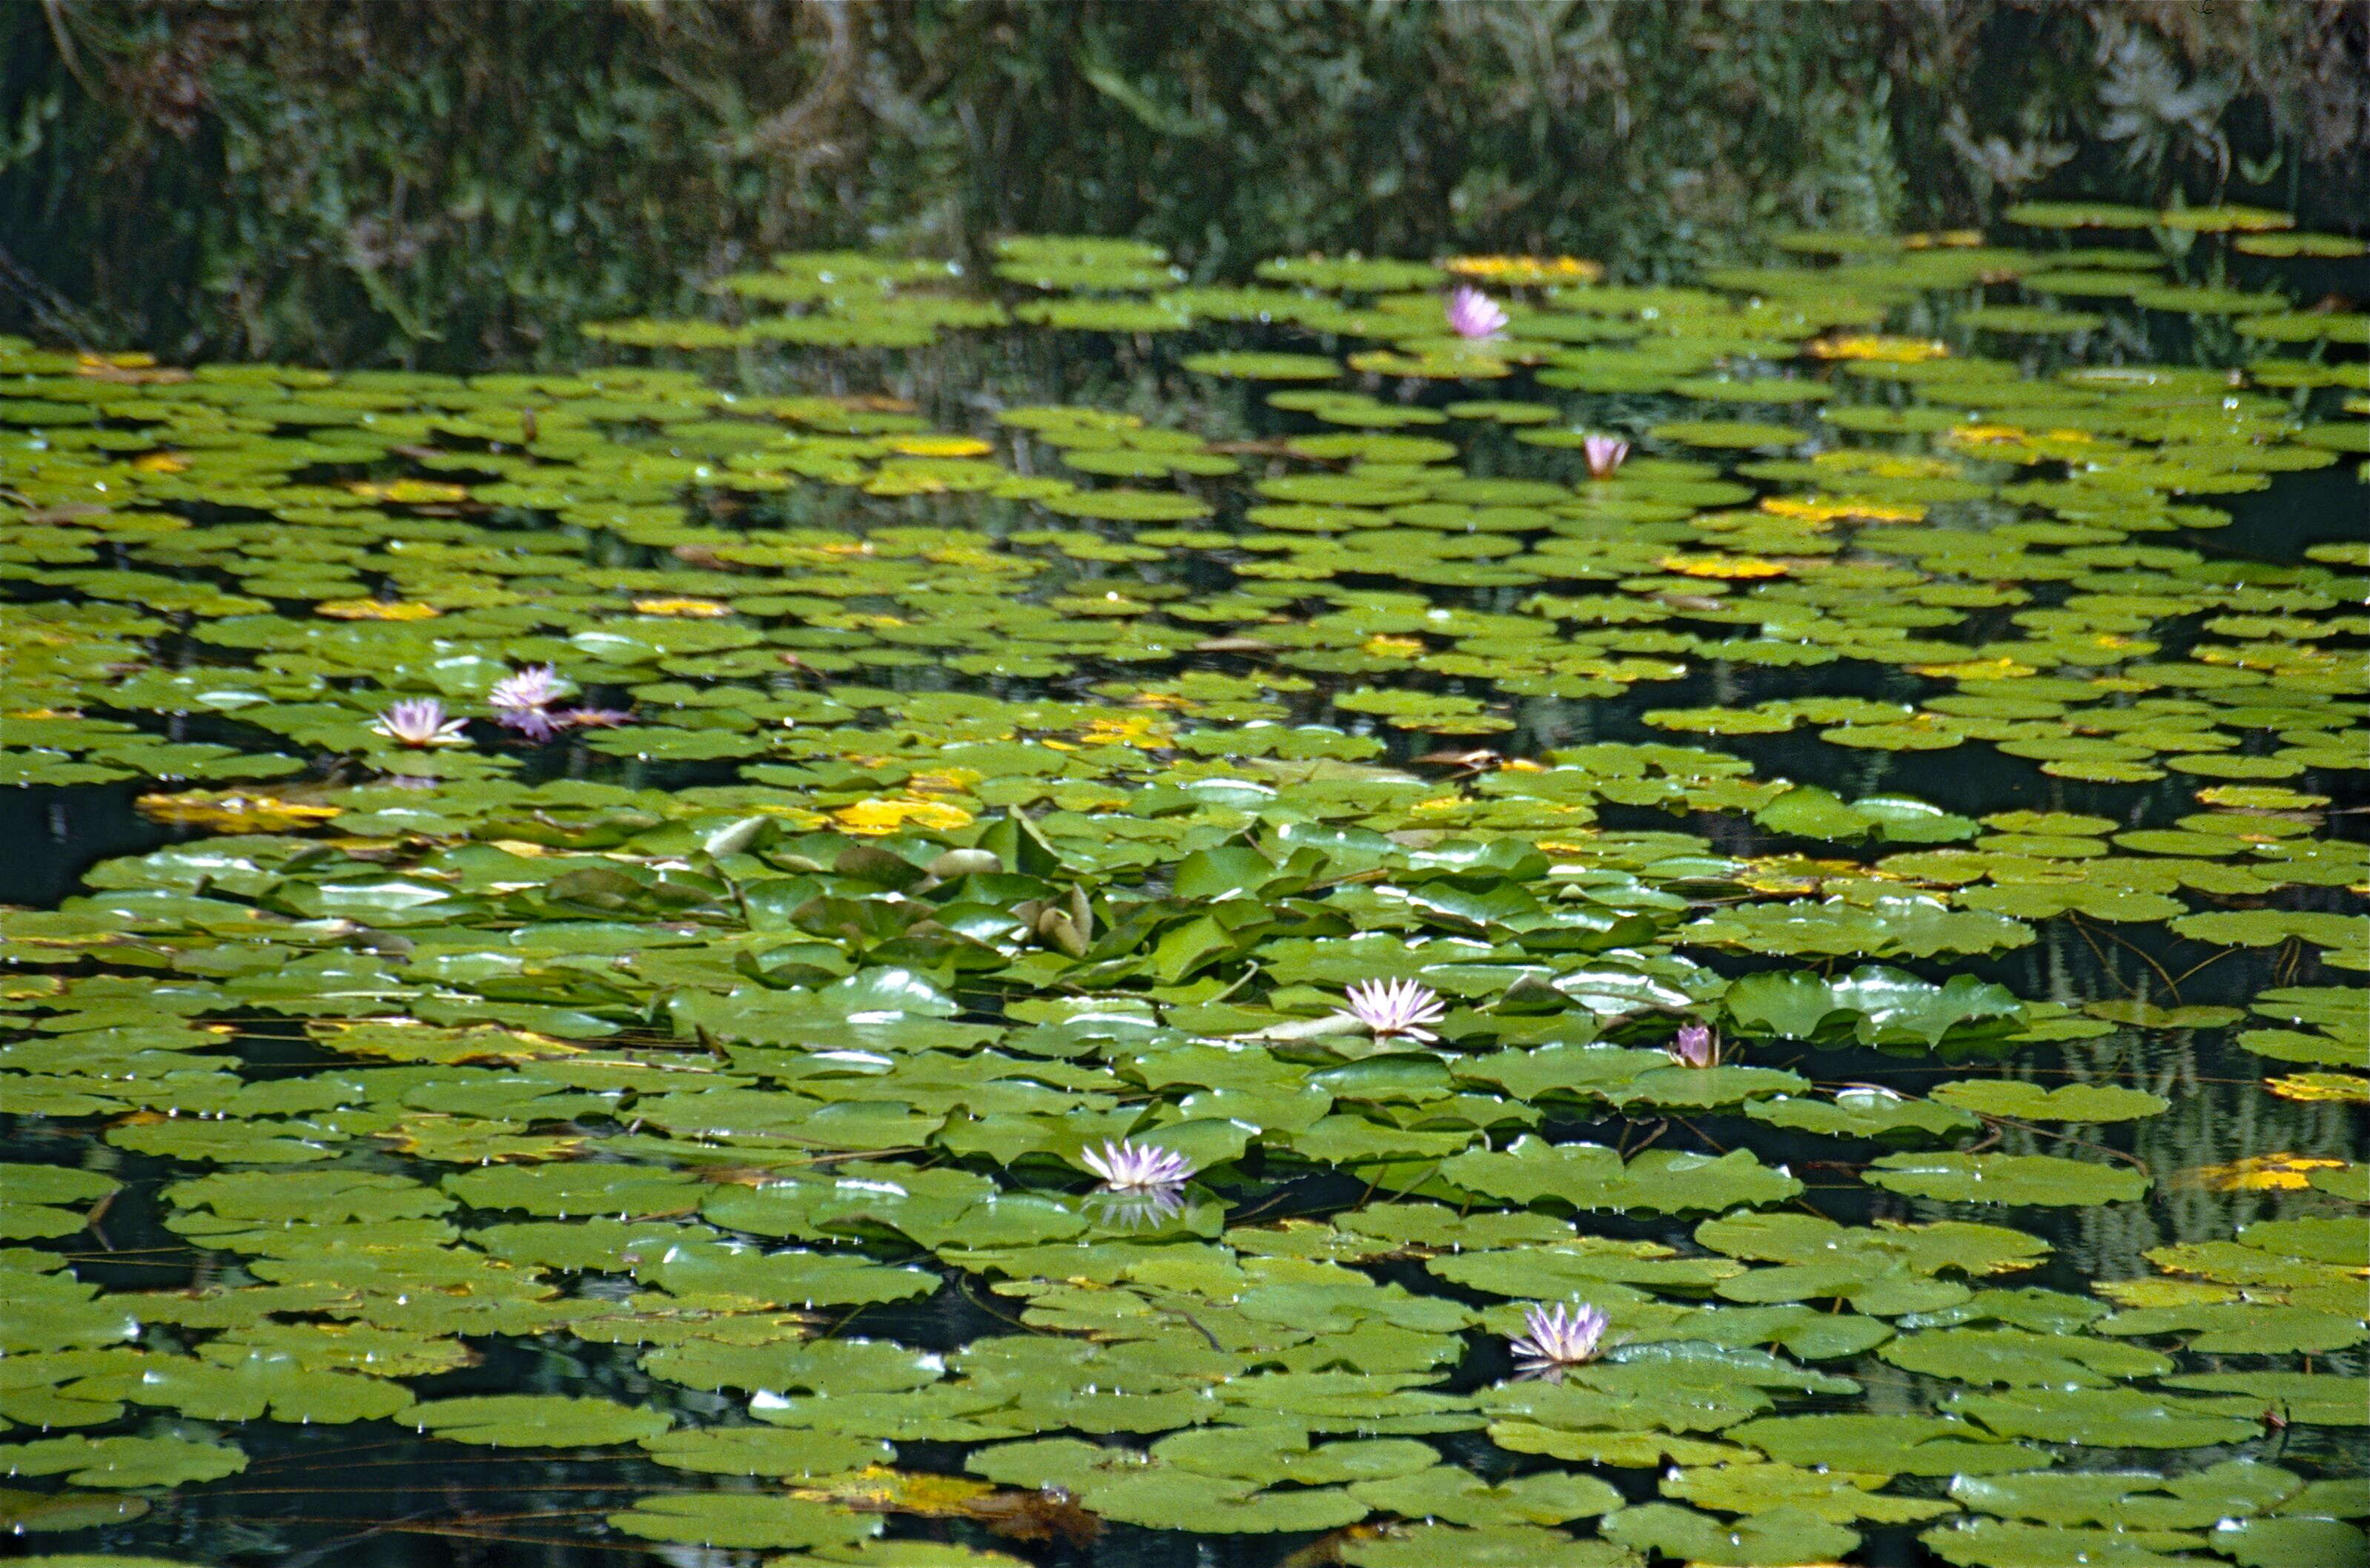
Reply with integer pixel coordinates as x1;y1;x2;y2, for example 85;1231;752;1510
1080;1139;1196;1193
1337;978;1448;1042
368;698;469;747
487;664;563;712
1509;1300;1611;1375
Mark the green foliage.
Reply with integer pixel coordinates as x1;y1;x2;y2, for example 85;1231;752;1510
4;1;2357;365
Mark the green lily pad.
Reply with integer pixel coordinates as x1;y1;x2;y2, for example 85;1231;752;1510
609;1492;879;1550
1443;1139;1803;1215
1927;1080;2171;1122
1726;1413;2050;1475
1945;1387;2262;1448
1340;1523;1637;1567
1;1435;248;1489
638;1426;894;1476
1864;1153;2151;1205
1919;1518;2201;1567
1601;1502;1861;1567
1182;351;1340;380
1661;1461;1953;1524
407;1394;672;1447
1879;1328;2170;1388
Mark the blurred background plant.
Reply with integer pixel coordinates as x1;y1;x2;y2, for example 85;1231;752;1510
4;0;2363;368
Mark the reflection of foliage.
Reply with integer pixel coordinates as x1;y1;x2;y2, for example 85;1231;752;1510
2094;21;2238;178
2;1;2362;366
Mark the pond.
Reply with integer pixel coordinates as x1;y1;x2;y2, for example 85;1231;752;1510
1;207;2366;1568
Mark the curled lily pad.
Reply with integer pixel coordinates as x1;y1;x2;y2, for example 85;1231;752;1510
1723;966;2024;1048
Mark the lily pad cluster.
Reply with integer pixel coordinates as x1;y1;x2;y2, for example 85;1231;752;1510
1;211;2364;1567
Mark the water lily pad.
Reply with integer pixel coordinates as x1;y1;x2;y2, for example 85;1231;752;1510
609;1492;878;1550
1927;1080;2170;1122
1725;1413;2049;1475
1946;1387;2261;1448
1182;351;1340;380
1661;1461;1953;1524
1879;1328;2170;1388
1649;420;1805;450
2211;1517;2369;1568
1723;966;2024;1048
1443;1139;1802;1215
407;1394;672;1446
1601;1501;1861;1566
1;1435;248;1489
1864;1153;2150;1205
639;1426;893;1476
1340;1523;1637;1567
105;1350;414;1423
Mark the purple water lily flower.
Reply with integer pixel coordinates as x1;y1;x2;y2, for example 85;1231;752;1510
1338;979;1448;1043
1081;1139;1196;1194
487;665;570;740
1581;433;1631;480
1509;1301;1610;1377
1445;285;1509;340
1669;1021;1720;1069
488;664;563;712
368;698;469;748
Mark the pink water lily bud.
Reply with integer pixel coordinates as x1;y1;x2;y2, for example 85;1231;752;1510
1581;433;1631;480
1669;1021;1720;1069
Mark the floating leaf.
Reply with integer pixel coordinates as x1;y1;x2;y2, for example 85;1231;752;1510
1927;1080;2171;1122
1444;1139;1802;1215
1;1435;247;1489
1864;1153;2150;1205
609;1492;878;1550
407;1395;672;1447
